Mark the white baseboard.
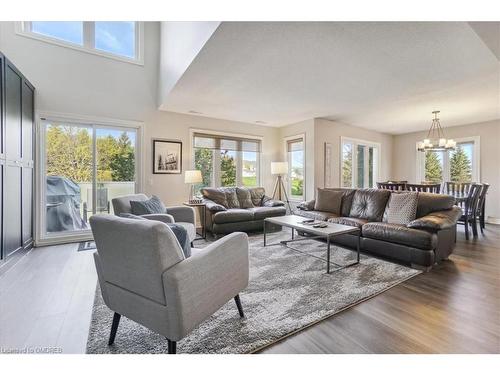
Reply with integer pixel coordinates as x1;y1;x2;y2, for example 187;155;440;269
486;217;500;225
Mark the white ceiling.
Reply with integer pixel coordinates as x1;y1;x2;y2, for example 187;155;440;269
160;22;500;134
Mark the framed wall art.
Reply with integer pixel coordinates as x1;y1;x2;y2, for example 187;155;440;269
153;139;182;174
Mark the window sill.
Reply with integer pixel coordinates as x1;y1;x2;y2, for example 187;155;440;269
15;29;144;66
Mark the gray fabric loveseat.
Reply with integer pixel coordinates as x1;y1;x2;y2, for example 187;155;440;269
296;188;462;270
201;187;286;235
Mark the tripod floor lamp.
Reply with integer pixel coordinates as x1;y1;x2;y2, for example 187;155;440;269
271;162;293;214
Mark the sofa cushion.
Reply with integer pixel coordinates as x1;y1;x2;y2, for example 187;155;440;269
349;189;390;222
296;210;339;221
236;187;254;208
224;188;240;209
339;189;356;217
201;188;229;207
249;187;266;206
249;206;286;220
327;217;367;228
362;222;437;250
383;191;418;224
213;209;254;224
416;192;455;218
130;195;166;215
314;188;343;214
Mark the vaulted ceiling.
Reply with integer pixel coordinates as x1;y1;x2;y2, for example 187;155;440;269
160;22;500;134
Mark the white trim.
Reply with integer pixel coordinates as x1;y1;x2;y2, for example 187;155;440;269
283;133;306;202
35;112;144;246
16;22;144;66
340;136;381;188
415;136;480;183
486;217;500;225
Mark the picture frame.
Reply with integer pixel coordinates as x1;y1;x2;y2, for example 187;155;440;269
152;139;182;174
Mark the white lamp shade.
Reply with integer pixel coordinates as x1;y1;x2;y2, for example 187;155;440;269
184;170;203;184
271;162;288;175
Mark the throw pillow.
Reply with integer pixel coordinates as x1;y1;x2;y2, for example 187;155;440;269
314;189;344;215
236;187;254;208
130;195;166;215
384;192;419;225
249;187;266;206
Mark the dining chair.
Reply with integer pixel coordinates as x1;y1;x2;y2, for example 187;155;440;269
406;183;441;193
377;182;407;191
475;183;489;234
457;184;482;240
446;182;473;195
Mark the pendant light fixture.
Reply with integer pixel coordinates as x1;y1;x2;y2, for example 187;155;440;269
417;111;456;152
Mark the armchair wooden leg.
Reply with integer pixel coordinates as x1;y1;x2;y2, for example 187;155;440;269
234;294;244;318
167;339;177;354
108;312;121;345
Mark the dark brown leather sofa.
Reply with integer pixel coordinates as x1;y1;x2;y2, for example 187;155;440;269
201;187;286;235
296;188;462;270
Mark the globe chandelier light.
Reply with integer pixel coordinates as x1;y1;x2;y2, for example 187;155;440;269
417;111;456;152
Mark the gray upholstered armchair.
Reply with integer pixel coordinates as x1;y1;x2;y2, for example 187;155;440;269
90;214;249;354
111;194;197;243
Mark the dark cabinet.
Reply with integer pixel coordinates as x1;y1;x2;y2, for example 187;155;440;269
1;52;35;262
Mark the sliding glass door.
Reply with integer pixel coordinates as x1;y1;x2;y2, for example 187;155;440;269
40;119;139;243
341;137;380;188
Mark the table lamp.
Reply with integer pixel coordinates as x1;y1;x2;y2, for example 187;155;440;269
184;170;203;203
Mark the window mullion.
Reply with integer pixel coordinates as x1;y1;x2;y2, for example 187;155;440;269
83;21;95;49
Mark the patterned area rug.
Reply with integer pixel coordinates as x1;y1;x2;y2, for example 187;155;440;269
86;230;420;354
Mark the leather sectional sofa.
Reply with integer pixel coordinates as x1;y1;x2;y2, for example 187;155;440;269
201;187;286;235
296;188;462;270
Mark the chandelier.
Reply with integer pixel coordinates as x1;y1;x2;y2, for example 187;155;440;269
417;111;456;152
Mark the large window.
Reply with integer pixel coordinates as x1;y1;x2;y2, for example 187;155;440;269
193;132;261;191
286;137;305;200
341;137;380;188
19;22;141;63
417;137;479;184
39;116;141;244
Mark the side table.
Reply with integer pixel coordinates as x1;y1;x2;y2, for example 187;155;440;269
182;202;207;240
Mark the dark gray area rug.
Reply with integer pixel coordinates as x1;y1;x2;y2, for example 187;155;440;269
86;230;420;354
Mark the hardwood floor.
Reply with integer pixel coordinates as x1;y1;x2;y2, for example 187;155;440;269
0;226;498;354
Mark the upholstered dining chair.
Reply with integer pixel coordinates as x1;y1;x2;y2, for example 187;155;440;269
89;215;249;354
112;194;197;243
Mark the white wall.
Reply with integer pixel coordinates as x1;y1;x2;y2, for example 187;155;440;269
314;118;393;189
392;119;500;222
158;22;220;108
0;21;280;208
143;111;280;204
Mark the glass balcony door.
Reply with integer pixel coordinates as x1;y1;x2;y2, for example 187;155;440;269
40;120;138;244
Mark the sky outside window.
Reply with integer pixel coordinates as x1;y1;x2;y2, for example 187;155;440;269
31;21;83;45
95;22;135;58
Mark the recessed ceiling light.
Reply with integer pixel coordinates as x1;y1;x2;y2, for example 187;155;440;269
188;110;203;114
255;120;267;124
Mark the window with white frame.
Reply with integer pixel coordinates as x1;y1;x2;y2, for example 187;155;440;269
416;137;480;184
19;22;141;62
192;133;261;192
286;137;305;200
341;137;380;188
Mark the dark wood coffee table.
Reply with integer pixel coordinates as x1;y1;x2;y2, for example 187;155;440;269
264;215;361;274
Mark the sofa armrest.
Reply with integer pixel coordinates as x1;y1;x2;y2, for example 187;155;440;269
262;197;285;207
296;199;315;211
407;206;462;231
202;198;227;212
162;232;249;340
141;213;175;224
167;206;196;224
